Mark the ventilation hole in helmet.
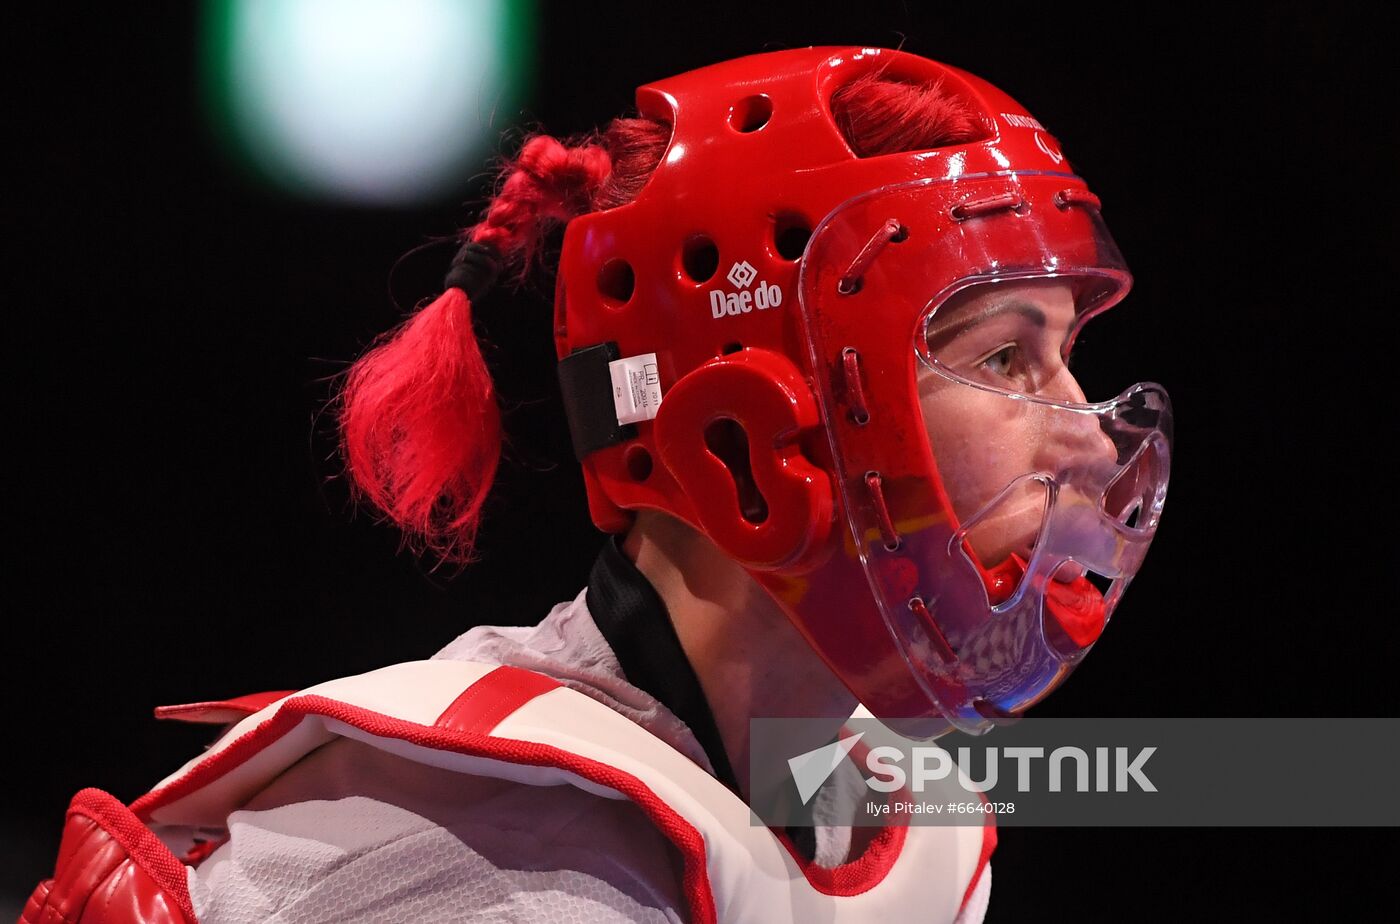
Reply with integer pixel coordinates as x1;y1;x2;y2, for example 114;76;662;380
729;95;772;133
682;235;720;283
721;341;744;355
773;214;812;261
625;444;653;482
704;416;769;524
597;258;635;306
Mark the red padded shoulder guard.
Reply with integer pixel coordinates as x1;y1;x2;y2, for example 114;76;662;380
22;788;196;924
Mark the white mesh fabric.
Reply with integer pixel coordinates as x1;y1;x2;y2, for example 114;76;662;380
189;738;687;923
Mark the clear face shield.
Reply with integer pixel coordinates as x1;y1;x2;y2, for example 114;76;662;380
798;175;1172;734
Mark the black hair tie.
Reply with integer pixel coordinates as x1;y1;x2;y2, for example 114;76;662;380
443;241;503;302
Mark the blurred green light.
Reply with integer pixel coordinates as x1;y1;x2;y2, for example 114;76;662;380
203;0;534;204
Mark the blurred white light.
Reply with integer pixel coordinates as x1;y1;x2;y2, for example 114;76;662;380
216;0;529;204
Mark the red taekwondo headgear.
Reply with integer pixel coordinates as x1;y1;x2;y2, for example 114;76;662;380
345;46;1173;738
552;47;1171;736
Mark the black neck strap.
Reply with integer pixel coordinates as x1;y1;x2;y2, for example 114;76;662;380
585;534;743;798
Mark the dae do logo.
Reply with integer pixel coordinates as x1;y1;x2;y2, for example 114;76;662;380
711;260;783;318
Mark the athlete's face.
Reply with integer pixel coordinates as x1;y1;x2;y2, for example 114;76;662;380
916;278;1118;569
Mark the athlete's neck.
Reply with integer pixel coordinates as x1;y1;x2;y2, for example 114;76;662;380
621;510;855;800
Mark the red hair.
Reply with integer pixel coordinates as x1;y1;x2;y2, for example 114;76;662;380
830;72;982;156
337;77;975;563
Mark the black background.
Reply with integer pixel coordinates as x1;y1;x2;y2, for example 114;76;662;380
9;2;1396;920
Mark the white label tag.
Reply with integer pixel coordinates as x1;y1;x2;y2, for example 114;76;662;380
609;352;662;425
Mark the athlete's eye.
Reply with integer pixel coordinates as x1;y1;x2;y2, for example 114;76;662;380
980;344;1017;378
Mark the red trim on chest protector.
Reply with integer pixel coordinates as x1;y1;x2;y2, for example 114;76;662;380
434;664;562;734
154;690;296;724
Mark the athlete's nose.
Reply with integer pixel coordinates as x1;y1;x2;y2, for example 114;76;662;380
1035;372;1119;475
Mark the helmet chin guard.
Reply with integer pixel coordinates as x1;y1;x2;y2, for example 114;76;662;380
554;46;1171;735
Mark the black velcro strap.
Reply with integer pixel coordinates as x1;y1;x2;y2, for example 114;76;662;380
557;342;637;461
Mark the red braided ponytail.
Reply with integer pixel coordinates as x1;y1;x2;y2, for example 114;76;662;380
337;131;646;562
